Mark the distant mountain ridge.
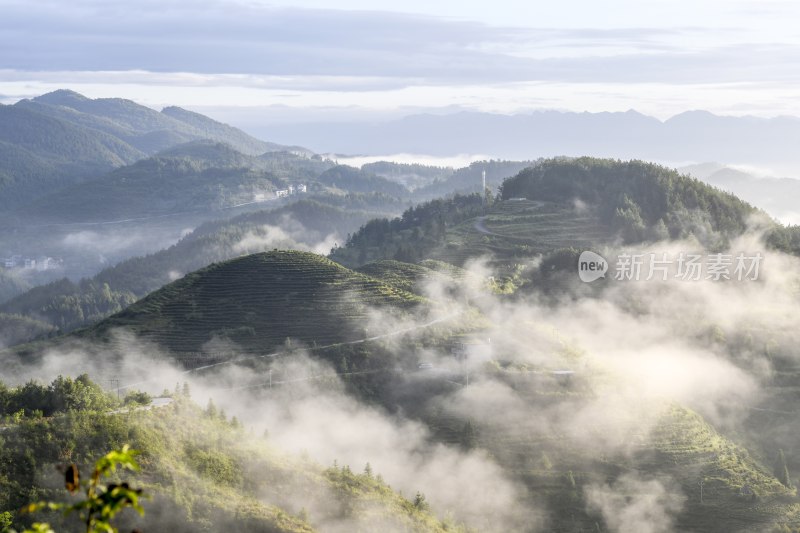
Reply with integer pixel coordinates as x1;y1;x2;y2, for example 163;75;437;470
268;109;800;171
0;89;306;210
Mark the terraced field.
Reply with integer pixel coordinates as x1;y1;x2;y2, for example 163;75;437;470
83;251;426;355
431;199;615;265
414;371;799;532
356;259;465;294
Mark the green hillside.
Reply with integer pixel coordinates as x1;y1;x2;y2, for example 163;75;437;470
30;89;282;156
356;260;464;293
333;158;764;269
318;165;409;197
0;104;140;209
162;105;301;155
24;141;284;221
81;251;425;355
0;378;452;533
501;157;756;245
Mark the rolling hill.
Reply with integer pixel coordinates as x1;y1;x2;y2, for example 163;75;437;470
0;195;400;345
79;251;425;355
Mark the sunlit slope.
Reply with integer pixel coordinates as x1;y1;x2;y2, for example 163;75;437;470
355;259;465;294
424;379;796;532
1;397;451;533
83;251;425;354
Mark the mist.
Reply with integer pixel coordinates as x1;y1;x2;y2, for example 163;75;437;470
4;225;800;531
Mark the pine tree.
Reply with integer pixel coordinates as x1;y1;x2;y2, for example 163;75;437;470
205;398;218;418
413;491;429;511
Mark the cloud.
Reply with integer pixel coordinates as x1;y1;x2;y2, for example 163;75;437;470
585;474;685;533
5;221;800;529
2;0;800;88
230;215;341;256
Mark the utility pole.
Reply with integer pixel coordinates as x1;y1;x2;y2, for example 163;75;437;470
269;369;272;389
699;479;704;504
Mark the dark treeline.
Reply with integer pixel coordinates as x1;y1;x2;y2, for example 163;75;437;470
318;165;410;197
330;193;485;266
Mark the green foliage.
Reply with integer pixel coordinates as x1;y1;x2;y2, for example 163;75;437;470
362;161;453;190
0;271;31;305
0;511;13;531
331;193;484;266
186;447;243;487
766;225;800;256
122;391;151;407
0;375;115;418
23;445;144;533
0;392;450;532
413;491;429;512
0;279;136;334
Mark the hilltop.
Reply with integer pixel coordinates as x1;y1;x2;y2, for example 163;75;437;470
79;251;425;355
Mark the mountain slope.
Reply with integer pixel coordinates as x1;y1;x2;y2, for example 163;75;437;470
81;251;424;354
0;90;306;211
24;141;283;221
0;388;451;533
162;105;305;155
29;89;280;156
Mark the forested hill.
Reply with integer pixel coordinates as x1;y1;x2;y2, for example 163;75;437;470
0;90;304;210
22;141;317;222
317;165;410;197
500;157;756;244
332;158;763;268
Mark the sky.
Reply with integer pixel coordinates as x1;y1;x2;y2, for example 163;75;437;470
2;0;800;123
